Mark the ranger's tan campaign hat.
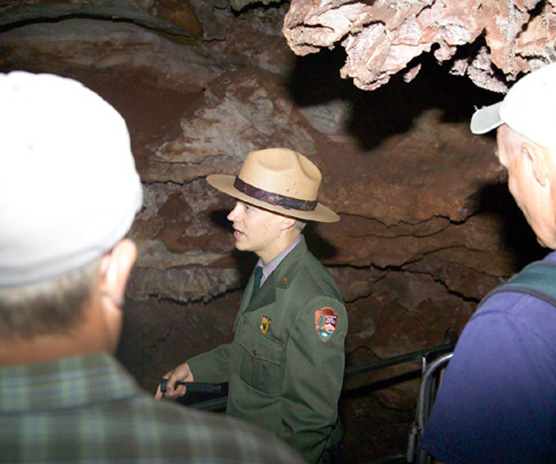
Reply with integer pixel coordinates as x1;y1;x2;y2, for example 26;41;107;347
207;148;340;223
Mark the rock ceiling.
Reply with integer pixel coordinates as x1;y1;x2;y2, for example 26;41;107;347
3;0;554;92
283;0;556;93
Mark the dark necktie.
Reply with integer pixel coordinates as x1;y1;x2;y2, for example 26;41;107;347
251;266;263;301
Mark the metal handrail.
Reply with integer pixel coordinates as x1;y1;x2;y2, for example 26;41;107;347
344;342;455;378
187;340;456;464
407;352;453;464
189;341;457;411
416;353;453;432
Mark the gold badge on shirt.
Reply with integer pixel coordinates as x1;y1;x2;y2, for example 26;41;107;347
261;316;271;334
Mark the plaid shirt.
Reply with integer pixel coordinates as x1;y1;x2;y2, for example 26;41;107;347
0;353;305;464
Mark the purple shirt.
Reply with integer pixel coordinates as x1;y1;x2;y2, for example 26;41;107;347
420;251;556;463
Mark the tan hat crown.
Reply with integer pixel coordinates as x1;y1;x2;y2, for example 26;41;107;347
238;148;321;201
206;147;339;223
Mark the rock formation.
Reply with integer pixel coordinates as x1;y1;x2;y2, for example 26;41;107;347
284;0;556;93
1;1;552;462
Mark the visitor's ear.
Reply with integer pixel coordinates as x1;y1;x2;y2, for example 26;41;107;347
98;239;137;308
522;142;550;188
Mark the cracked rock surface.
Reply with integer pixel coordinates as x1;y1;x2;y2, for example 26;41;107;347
0;1;550;462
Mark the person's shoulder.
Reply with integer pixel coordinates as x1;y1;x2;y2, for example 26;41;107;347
474;289;556;350
217;413;307;463
296;252;342;294
138;397;306;463
477;287;556;322
477;253;556;319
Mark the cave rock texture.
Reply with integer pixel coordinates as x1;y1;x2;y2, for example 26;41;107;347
284;0;556;92
0;1;552;462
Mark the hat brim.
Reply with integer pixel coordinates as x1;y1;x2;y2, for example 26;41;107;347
207;174;340;223
470;101;504;135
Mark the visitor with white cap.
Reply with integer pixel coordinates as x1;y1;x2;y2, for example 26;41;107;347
0;71;305;464
156;148;348;464
420;62;556;463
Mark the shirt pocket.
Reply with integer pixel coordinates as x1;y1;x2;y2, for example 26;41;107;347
238;323;285;396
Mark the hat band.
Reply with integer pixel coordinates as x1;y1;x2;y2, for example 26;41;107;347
234;177;318;212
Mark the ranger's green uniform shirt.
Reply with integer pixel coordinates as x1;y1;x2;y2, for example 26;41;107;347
188;236;348;463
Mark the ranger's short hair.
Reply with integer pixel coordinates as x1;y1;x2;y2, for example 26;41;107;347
295;219;307;231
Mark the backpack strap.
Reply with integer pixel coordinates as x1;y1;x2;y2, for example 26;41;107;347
479;260;556;309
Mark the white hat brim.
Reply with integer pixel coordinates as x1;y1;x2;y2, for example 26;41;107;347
470;101;504;135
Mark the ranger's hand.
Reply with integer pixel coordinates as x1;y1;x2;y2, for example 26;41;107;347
154;362;194;400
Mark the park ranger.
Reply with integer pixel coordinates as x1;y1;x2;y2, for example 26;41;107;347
156;148;348;464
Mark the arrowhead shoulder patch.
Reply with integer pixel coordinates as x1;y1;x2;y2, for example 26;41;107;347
315;307;338;342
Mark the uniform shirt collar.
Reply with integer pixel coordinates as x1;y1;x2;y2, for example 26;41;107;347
257;235;302;286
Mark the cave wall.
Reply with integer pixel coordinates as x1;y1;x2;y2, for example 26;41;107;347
0;1;549;461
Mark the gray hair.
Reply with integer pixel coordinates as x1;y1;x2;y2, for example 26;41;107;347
0;257;101;340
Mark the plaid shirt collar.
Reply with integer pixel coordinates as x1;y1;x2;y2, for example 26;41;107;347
0;352;137;413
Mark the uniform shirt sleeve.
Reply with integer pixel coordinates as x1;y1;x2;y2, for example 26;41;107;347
278;295;348;463
187;343;232;384
420;294;556;464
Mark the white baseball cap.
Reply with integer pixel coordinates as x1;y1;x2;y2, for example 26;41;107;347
0;71;143;287
470;62;556;150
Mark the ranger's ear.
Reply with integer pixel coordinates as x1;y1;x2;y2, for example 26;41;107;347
280;215;297;231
